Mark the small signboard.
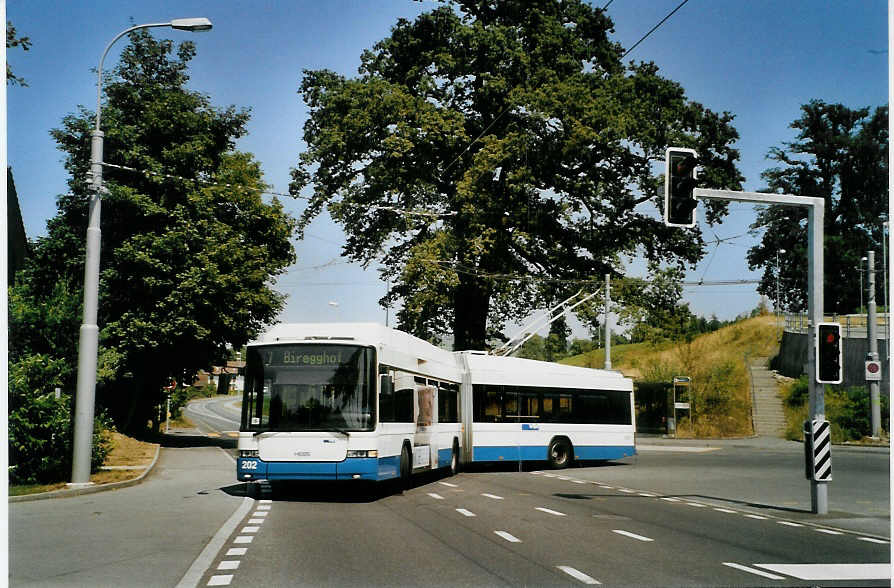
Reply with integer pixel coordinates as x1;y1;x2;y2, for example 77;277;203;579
865;360;882;382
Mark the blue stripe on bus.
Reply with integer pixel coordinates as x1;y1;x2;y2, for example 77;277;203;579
238;456;401;482
472;445;635;462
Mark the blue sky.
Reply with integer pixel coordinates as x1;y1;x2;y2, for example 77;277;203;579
8;0;888;336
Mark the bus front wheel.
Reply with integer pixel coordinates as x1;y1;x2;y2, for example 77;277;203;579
548;437;572;469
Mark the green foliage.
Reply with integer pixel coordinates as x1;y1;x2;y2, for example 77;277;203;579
6;20;31;86
781;376;889;441
17;30;295;434
9;354;112;484
293;0;743;349
748;101;888;314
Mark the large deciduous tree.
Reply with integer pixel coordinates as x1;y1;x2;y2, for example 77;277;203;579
293;0;742;349
747;100;887;313
16;31;295;432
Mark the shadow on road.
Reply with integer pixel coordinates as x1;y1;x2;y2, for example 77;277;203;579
546;489;815;515
152;432;237;450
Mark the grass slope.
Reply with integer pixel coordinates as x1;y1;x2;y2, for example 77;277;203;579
562;315;781;437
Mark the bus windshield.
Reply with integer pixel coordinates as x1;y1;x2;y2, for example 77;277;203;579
242;344;376;432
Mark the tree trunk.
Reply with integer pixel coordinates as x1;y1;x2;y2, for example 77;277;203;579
453;277;491;351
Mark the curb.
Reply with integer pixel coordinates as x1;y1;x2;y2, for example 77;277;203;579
9;444;162;503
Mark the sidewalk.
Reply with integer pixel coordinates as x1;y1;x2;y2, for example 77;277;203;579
10;433;246;587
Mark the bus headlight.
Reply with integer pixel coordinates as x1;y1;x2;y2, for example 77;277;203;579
239;450;259;458
346;450;378;458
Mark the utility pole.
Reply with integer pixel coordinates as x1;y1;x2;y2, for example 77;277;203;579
604;273;611;370
867;251;881;438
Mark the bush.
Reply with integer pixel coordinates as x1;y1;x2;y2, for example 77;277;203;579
781;375;888;442
9;353;112;484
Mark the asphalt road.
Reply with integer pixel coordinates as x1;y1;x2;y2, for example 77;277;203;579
182;395;241;438
10;398;890;587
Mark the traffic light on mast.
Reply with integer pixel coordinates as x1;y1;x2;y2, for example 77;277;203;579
664;147;699;227
815;322;843;384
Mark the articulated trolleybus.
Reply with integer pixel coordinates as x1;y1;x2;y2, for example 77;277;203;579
237;323;635;485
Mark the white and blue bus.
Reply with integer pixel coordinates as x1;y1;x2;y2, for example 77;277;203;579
237;323;635;485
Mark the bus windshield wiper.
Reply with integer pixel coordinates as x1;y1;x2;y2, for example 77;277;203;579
327;427;350;437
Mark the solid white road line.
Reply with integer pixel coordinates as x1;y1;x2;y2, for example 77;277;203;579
535;507;566;516
722;563;786;580
482;493;504;500
556;566;601;585
612;529;654;542
456;508;476;517
494;531;522;543
754;563;892;581
175;496;254;588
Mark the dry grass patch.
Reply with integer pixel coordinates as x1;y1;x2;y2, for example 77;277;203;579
10;432;159;496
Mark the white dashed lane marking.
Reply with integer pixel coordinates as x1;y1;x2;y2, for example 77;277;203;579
494;531;522;543
427;493;445;500
556;565;601;585
481;493;504;500
612;529;654;542
722;562;786;580
535;507;567;517
226;548;247;556
815;529;844;535
858;537;889;544
217;561;240;571
439;481;458;488
456;508;476;517
207;575;234;586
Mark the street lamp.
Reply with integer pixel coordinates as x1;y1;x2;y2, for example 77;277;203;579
859;256;868;314
70;18;213;487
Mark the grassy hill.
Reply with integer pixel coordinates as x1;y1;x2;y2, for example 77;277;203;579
561;315;781;437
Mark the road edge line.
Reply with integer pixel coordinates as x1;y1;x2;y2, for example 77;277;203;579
175;495;254;588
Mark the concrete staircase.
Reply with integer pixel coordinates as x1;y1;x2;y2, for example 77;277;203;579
749;357;786;437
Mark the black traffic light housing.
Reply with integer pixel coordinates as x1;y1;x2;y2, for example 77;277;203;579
815;322;843;384
664;147;699;227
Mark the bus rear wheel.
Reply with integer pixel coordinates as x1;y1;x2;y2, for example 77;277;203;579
548;438;572;469
399;445;411;490
449;440;460;476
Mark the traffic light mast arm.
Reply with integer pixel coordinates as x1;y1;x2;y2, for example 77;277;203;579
687;185;830;514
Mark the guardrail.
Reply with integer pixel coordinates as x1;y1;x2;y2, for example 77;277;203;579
782;313;890;338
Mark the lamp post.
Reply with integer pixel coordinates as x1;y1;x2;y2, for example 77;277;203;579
776;248;786;329
858;256;868;315
70;18;213;487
